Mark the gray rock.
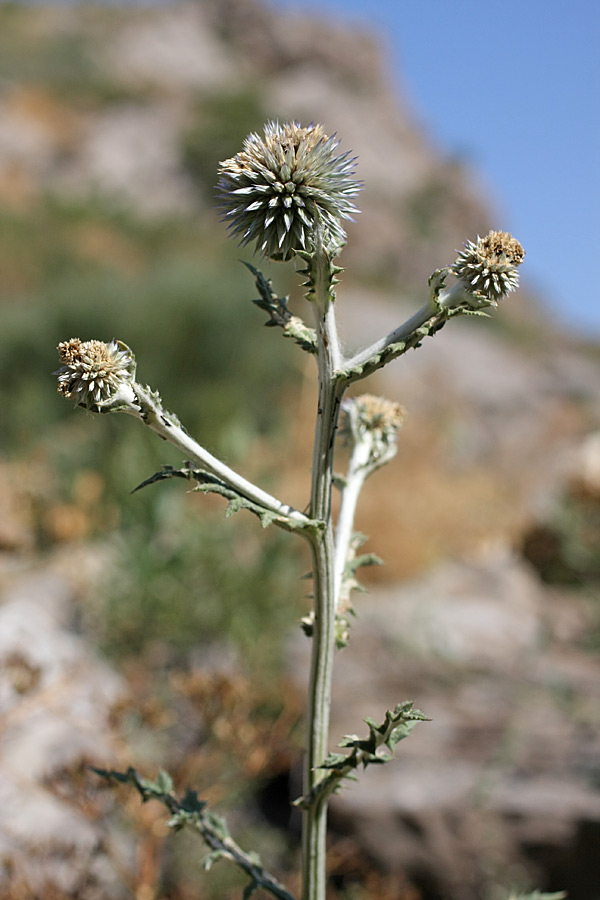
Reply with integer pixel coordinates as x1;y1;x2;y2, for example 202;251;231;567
0;565;130;897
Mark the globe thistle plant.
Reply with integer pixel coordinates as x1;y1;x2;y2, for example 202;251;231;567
55;120;530;900
55;338;136;411
451;230;525;305
217;121;361;261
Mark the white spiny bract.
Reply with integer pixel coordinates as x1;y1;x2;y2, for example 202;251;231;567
56;338;135;409
452;230;525;304
217;121;361;261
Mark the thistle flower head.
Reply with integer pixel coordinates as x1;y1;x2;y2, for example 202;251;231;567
217;121;361;261
452;230;525;305
55;338;136;410
341;393;405;467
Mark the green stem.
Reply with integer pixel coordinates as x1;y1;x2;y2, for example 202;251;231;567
302;249;344;900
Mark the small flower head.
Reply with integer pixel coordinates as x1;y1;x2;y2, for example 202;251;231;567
348;394;405;435
452;230;525;305
217;121;361;261
56;338;136;410
341;393;405;469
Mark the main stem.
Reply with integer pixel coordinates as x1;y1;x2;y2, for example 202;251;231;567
302;249;344;900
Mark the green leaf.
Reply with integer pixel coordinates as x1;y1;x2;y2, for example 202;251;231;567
387;720;420;751
180;788;206;814
346;552;383;574
203;850;225;871
131;463;210;493
90;765;297;900
167;811;188;831
155;769;174;793
296;701;428;810
90;765;130;784
243;261;317;353
320;752;350;769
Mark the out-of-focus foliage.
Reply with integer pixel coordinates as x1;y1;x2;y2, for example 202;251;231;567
0;190;304;670
181;86;266;197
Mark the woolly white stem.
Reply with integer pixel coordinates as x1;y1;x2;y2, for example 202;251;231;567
128;383;311;532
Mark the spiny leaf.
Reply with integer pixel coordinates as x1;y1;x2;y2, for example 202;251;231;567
203;850;225;871
180;788;206;814
243;261;317;353
131;463;212;493
92;766;297;900
346;552;383;574
320;752;351;769
295;702;428;809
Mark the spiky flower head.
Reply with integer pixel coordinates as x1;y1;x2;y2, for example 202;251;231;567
217;121;361;261
452;230;525;305
341;393;405;467
55;338;136;411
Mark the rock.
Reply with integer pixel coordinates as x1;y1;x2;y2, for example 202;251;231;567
288;548;600;897
0;565;130;897
55;103;198;217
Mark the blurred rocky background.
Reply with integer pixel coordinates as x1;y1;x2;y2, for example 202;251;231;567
0;2;599;899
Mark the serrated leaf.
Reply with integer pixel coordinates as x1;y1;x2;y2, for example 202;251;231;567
131;463;213;494
297;701;428;810
387;720;420;751
320;752;349;769
90;766;130;784
205;808;230;840
155;770;174;793
89;764;297;900
226;497;243;517
138;769;173;796
363;716;380;732
181;788;206;814
203;850;225;871
167;811;187;831
258;510;278;528
346;552;384;574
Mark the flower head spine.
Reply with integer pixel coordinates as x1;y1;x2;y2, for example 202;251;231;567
55;338;137;410
217;121;361;261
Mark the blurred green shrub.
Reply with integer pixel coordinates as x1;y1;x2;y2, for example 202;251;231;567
0;193;303;667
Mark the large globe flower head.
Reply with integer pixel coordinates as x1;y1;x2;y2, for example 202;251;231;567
217;121;361;261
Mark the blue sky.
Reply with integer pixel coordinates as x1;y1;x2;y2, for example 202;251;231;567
272;0;600;335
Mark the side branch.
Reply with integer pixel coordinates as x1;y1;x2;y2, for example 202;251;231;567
129;383;315;534
93;768;297;900
339;268;496;386
341;271;450;384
